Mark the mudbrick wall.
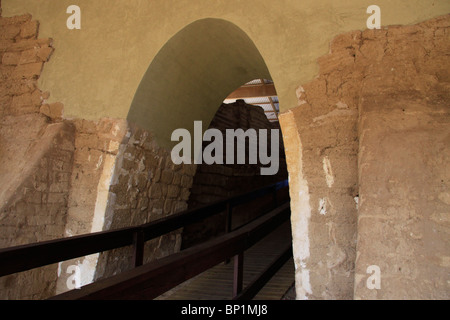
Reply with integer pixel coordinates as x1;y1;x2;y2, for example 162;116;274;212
55;117;197;293
354;17;450;299
0;12;74;299
0;10;196;298
279;14;449;299
182;101;288;248
93;123;197;281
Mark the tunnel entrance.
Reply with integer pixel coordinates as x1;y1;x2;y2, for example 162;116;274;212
181;79;288;249
123;19;294;298
124;18;292;251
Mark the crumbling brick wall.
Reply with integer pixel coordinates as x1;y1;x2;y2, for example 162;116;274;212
0;10;75;299
0;118;75;299
93;123;197;281
0;13;58;118
354;15;450;300
279;14;450;300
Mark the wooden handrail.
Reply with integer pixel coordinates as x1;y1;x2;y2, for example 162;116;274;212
0;180;288;277
50;202;291;300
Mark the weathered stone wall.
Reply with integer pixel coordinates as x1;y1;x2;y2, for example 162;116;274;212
0;118;75;247
354;16;450;299
0;10;75;299
94;123;197;280
54;117;197;293
55;118;130;293
279;14;449;300
280;69;359;300
0;13;57;118
0;118;75;299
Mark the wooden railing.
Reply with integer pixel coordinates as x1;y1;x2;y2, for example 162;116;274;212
0;180;290;299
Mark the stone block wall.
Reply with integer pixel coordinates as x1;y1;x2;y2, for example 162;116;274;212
55;118;131;293
0;117;75;299
93;123;197;281
53;116;197;293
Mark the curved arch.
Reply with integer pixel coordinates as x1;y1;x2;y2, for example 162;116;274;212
127;18;272;148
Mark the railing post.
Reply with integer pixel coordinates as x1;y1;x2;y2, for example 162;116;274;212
132;229;144;267
232;252;244;298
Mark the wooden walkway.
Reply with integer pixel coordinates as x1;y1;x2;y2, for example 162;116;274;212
156;221;295;300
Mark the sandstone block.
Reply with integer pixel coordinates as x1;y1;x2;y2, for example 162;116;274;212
161;170;174;184
19;48;39;64
12;62;43;79
149;183;162;199
172;172;182;185
0;65;14;80
164;199;172;214
167;185;180;199
2;52;21;65
180;188;190;201
40;102;63;119
31;89;44;106
20;20;39;39
180;175;193;188
173;201;188;213
0;14;32;27
0;23;21;40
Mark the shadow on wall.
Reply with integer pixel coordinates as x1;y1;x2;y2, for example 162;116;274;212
126;18;273;150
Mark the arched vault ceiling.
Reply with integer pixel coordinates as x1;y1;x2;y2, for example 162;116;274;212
127;18;271;148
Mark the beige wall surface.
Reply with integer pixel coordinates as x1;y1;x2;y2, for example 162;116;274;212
2;0;450;146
